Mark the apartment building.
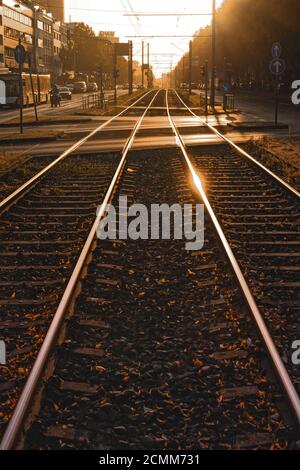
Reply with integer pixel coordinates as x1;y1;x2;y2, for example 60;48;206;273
35;7;53;73
0;0;66;75
1;0;34;71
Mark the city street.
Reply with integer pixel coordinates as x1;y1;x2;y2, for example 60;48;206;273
0;89;128;124
194;88;300;133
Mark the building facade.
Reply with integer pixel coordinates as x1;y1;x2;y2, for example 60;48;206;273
0;0;66;75
37;0;64;23
98;31;119;45
1;0;34;71
35;7;53;73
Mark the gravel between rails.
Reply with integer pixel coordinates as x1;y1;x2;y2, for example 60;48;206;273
191;145;300;396
0;156;57;201
0;152;120;436
24;148;294;450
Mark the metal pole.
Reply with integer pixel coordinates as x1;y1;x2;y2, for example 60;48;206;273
189;40;192;95
147;43;150;88
128;40;133;95
275;77;279;125
99;64;104;108
113;45;117;105
205;61;208;117
28;54;38;121
142;41;144;88
18;38;24;134
211;0;216;109
19;61;23;134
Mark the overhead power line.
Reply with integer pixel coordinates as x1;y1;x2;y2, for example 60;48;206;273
123;13;212;16
125;35;212;38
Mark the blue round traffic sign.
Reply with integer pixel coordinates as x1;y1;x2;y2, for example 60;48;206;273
269;58;286;76
271;42;282;59
14;45;26;64
220;82;231;93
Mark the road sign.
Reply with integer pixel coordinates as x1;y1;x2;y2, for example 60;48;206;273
269;58;286;76
220;82;231;93
115;43;129;56
271;42;282;59
14;45;26;64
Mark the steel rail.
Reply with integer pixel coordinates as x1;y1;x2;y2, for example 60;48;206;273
165;89;300;429
173;89;300;199
0;89;155;212
0;89;161;450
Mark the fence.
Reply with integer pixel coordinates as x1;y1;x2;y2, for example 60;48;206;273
223;93;235;111
82;93;103;110
82;92;116;110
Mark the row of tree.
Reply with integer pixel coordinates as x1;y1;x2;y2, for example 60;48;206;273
173;0;300;90
60;23;147;86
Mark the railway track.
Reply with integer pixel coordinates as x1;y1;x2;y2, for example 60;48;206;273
0;90;155;205
169;89;300;400
0;89;158;437
0;88;299;450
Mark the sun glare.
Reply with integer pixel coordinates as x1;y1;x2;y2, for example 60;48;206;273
65;0;223;77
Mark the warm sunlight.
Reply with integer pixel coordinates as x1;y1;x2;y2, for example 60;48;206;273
1;0;300;458
65;0;224;76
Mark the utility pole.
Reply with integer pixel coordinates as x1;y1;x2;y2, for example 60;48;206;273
182;56;185;85
98;64;104;108
147;43;150;88
204;61;209;117
14;38;25;134
211;0;216;109
28;53;38;121
142;41;144;88
113;46;117;105
128;40;133;95
189;40;192;95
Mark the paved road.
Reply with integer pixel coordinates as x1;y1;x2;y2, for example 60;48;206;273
0;89;128;124
194;89;300;133
0;114;288;158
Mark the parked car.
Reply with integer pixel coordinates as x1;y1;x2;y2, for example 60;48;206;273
58;86;72;100
87;82;98;92
66;83;74;92
73;81;87;93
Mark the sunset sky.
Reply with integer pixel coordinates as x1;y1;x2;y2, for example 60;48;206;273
65;0;224;76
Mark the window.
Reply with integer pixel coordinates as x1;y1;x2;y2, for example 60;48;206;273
4;47;15;58
43;38;52;49
3;6;32;27
44;23;52;33
0;35;3;46
37;20;43;30
38;38;43;48
4;27;32;44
